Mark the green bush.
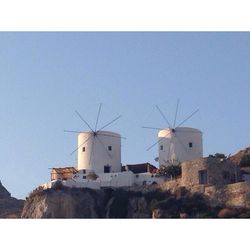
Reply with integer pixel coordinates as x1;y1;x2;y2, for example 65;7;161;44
157;164;181;178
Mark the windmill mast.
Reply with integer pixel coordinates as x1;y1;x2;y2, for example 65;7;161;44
65;104;124;174
143;99;203;166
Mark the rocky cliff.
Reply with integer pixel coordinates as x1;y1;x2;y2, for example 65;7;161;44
0;181;24;218
21;182;250;218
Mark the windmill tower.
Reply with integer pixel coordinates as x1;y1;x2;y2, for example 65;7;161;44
143;100;203;167
65;104;123;174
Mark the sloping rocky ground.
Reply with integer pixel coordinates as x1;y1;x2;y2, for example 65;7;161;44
0;181;24;218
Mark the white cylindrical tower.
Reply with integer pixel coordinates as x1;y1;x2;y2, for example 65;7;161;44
158;127;203;166
77;131;121;174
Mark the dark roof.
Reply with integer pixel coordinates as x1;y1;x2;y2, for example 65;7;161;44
122;163;157;174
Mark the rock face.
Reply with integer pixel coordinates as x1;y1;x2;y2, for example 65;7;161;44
22;186;106;218
0;181;24;218
21;183;230;219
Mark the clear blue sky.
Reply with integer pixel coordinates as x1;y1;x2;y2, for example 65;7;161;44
0;32;249;199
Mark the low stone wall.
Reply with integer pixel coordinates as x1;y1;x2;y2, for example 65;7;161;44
159;177;250;209
204;182;250;208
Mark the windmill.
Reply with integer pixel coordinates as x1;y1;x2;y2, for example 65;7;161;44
65;104;124;174
143;99;203;166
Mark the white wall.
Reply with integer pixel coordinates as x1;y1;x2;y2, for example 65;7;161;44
98;171;135;187
77;131;121;174
62;179;101;189
41;171;165;191
158;127;203;167
134;172;164;186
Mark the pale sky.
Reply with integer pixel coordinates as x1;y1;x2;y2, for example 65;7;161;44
0;32;250;198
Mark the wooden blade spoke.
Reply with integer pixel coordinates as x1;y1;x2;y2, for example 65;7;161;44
173;99;180;128
100;133;126;140
75;110;94;132
96;135;112;159
70;134;92;155
64;130;82;133
97;115;122;132
176;109;199;128
142;126;162;130
156;105;172;128
94;103;102;132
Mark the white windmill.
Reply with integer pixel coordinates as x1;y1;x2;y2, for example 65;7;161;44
65;104;125;174
143;99;203;167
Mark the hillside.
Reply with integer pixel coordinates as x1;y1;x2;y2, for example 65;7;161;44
0;181;25;218
21;182;250;218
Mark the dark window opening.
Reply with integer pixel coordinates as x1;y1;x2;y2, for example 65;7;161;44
82;176;86;179
160;145;163;150
108;146;112;151
82;147;86;152
136;174;139;178
104;165;111;173
82;169;86;174
189;142;193;148
199;170;208;184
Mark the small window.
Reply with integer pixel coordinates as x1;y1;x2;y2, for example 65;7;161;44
82;176;86;179
82;147;86;152
136;174;139;178
104;165;110;173
160;145;163;150
199;170;208;184
108;146;112;151
189;142;193;148
82;169;86;174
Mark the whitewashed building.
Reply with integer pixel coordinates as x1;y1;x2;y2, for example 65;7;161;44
158;127;203;166
77;130;122;174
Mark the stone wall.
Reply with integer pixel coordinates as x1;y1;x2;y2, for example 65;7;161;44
204;182;250;208
181;156;239;188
